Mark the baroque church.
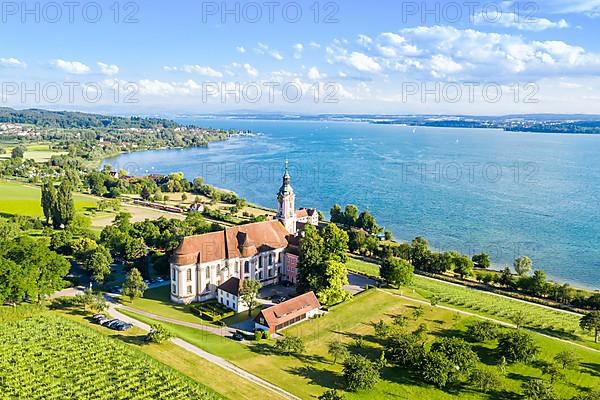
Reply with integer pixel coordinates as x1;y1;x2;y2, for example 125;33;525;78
169;161;319;311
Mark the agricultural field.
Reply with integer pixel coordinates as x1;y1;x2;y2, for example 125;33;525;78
0;143;67;162
122;289;600;400
0;315;220;400
0;180;97;217
346;257;597;348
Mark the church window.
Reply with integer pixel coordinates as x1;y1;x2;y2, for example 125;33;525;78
206;265;210;279
259;256;263;268
187;269;192;282
187;286;192;295
269;254;273;265
172;284;176;294
244;261;249;273
171;268;177;281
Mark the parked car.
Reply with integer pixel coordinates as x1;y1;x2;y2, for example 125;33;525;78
156;277;164;283
112;322;133;331
272;295;287;304
230;332;244;341
92;313;105;320
96;317;111;325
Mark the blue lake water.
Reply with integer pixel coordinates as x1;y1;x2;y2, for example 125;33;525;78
103;119;600;290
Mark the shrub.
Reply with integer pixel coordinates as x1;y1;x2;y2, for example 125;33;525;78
262;330;270;340
190;300;235;322
467;320;501;342
471;367;502;393
275;336;305;356
254;330;263;341
319;389;345;400
147;323;173;344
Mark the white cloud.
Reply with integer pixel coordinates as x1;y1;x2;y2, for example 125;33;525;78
430;55;463;78
293;43;304;59
243;63;259;77
97;62;119;76
346;52;382;73
52;59;90;74
164;65;223;78
255;42;284;60
357;34;373;48
309;41;321;49
236;46;246;54
0;57;27;68
307;67;323;80
473;10;569;31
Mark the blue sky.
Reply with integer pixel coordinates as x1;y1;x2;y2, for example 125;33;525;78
1;0;599;115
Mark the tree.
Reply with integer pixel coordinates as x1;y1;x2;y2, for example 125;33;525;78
122;268;147;301
343;205;359;226
572;391;600;400
528;270;549;297
147;323;173;343
497;330;539;364
430;337;478;378
472;253;491;268
41;180;57;224
319;389;345;400
514;256;533;277
316;260;351;306
541;362;565;384
510;310;528;329
348;229;366;253
87;245;113;283
239;279;261;316
357;211;378;232
124;236;147;262
297;224;325;293
330;204;343;223
580;311;600;343
412;305;425;320
453;255;474;279
385;332;425;366
11;145;26;159
275;336;305;356
420;351;456;388
522;379;556;400
328;341;350;364
343;354;380;392
320;223;349;263
140;186;151;200
471;367;502;393
499;267;515;288
410;237;430;270
380;257;414;287
553;350;579;370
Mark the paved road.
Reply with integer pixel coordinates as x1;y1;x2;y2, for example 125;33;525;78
106;302;300;400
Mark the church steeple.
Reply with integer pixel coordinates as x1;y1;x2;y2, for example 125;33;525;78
277;159;297;234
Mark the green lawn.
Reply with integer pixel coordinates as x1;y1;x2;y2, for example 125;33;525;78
346;257;598;348
122;289;600;399
121;285;204;324
0;180;97;217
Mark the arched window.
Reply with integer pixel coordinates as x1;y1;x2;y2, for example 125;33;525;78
244;261;250;273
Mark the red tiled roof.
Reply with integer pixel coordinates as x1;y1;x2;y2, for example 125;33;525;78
170;220;290;265
255;291;321;329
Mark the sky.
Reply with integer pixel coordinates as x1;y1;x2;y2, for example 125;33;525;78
1;0;600;116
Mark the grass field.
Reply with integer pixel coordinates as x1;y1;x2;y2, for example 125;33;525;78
123;289;600;399
0;180;97;217
0;314;220;400
346;257;597;348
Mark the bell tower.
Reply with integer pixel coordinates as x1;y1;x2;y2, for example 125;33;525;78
277;160;297;234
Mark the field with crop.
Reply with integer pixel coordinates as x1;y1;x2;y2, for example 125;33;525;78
0;315;221;400
0;180;97;217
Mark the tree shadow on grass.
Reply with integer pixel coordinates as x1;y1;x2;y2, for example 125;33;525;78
287;365;340;389
471;344;501;365
527;326;580;342
581;362;600;378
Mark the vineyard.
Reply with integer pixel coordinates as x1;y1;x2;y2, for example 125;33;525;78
0;315;222;400
412;277;591;343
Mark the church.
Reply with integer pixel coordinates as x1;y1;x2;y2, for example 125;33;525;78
169;161;318;310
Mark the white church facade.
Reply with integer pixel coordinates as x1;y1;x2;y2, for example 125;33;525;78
170;161;318;308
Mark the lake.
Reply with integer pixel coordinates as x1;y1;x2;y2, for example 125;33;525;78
103;119;600;290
